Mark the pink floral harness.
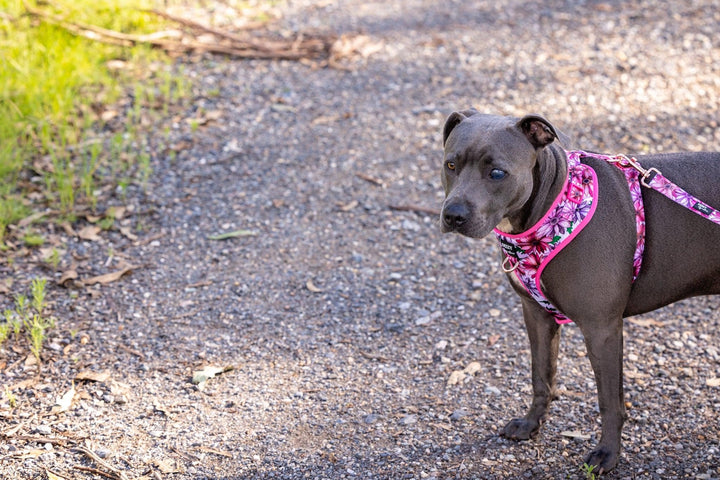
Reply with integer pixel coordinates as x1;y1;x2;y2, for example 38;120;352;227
493;150;720;325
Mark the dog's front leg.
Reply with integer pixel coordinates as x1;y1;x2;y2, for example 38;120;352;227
502;299;560;440
577;317;626;473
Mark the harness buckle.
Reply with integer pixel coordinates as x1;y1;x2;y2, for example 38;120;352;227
612;154;664;188
641;167;661;188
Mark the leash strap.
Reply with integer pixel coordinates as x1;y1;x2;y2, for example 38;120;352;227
608;154;720;226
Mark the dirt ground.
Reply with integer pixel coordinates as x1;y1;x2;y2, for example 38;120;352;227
2;1;720;479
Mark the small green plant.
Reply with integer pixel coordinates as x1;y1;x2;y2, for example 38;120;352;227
0;278;54;362
4;386;17;409
581;463;597;480
31;278;48;314
26;314;55;361
98;215;116;231
3;309;22;336
0;196;29;243
22;232;44;247
44;247;61;270
13;295;29;321
0;322;10;343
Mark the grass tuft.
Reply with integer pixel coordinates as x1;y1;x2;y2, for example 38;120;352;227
1;278;54;362
0;0;191;241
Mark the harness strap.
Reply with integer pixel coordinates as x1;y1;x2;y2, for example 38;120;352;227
494;150;720;326
610;154;720;226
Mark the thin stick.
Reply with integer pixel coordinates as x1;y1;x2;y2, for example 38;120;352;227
389;204;441;216
74;465;123;480
73;447;129;480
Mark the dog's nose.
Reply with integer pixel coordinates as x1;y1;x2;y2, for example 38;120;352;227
443;203;470;230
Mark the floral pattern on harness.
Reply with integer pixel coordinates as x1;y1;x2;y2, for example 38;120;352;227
494;151;598;324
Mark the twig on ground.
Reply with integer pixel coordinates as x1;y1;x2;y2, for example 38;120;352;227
117;343;146;360
74;465;124;480
5;434;76;446
389;204;441;216
44;468;73;480
73;446;129;480
355;172;386;187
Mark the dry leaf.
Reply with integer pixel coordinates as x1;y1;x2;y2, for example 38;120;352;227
192;365;233;388
119;226;138;241
153;458;183;474
101;109;118;122
706;377;720;387
45;469;71;480
108;206;127;219
18;211;48;228
204;110;223;122
61;222;77;236
57;270;79;287
77;225;102;241
447;361;483;387
561;430;591;440
75;370;111;383
463;361;482;376
331;34;383;60
52;384;76;413
306;279;323;293
446;370;466;386
84;265;139;285
109;380;131;397
338;200;358;212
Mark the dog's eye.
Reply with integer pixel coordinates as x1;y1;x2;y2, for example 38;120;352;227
446;161;456;171
489;168;507;180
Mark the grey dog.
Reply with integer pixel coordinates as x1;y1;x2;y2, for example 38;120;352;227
440;109;720;472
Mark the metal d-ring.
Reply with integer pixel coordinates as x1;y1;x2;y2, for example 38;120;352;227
501;256;519;273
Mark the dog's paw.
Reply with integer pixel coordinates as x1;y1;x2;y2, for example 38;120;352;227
502;418;539;440
584;445;619;474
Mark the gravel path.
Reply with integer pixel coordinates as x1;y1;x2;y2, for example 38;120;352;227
2;1;720;479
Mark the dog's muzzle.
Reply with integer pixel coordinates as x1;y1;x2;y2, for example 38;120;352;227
442;202;470;232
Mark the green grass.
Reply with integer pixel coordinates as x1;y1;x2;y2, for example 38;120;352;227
0;0;191;241
1;278;54;362
581;463;598;479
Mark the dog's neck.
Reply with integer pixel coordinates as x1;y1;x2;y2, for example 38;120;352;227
497;146;568;234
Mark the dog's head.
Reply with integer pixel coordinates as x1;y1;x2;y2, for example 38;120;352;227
440;110;559;238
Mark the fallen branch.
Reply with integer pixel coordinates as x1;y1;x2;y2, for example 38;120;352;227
389;204;441;216
24;2;335;61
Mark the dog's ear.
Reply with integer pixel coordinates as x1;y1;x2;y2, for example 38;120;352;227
443;108;479;147
517;114;558;149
